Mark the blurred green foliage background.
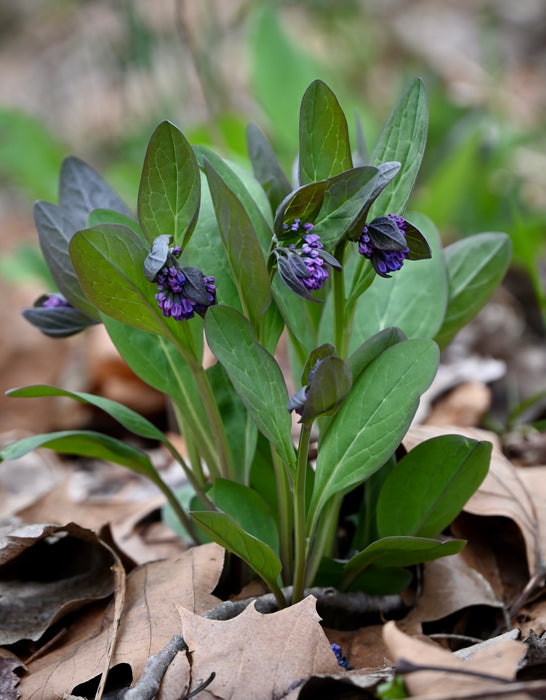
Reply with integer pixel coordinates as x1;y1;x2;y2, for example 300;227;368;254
1;0;545;321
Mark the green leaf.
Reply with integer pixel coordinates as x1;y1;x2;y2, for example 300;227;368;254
434;233;512;349
0;430;157;479
343;536;465;585
312;166;380;249
310;338;439;528
205;306;296;471
348;213;448;348
102;316;217;469
376;435;491;539
137;121;200;249
6;384;168;444
347;327;407;382
190;511;282;593
59;156;133;228
369;79;428;217
206;363;258;484
246;121;292;212
273;181;329;238
299;80;353;185
87;208;143;239
69;223;165;336
33;201;100;319
193;146;274;251
301;356;353;425
208;479;279;553
203;159;271;327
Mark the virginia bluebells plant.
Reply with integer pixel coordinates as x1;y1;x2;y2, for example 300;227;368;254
4;78;508;613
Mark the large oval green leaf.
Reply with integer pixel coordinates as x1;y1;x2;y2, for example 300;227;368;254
369;78;428;217
190;511;282;595
309;338;439;529
376;434;491;539
434;233;512;349
205;306;296;472
137;121;200;249
299;80;353;185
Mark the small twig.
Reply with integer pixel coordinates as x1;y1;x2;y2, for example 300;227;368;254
396;658;511;684
428;633;485;646
394;678;546;700
122;633;188;700
182;672;216;699
203;587;403;624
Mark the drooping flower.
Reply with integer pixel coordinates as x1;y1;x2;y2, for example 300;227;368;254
331;643;352;670
358;214;410;277
22;293;99;337
144;235;216;321
273;222;341;301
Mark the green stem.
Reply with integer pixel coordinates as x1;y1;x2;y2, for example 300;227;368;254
153;472;202;546
271;446;294;585
166;323;234;482
292;422;312;604
332;241;348;358
304;493;343;588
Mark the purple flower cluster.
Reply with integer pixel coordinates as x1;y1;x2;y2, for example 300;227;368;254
285;217;315;234
293;230;329;292
358;214;409;276
155;265;216;321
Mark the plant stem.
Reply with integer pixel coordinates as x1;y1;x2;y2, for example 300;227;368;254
153;471;202;546
271;446;294;585
292;422;312;604
332;241;348;358
304;493;343;588
166;323;234;482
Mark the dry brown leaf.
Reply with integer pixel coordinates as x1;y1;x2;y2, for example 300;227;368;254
20;543;224;700
383;620;529;699
0;447;64;520
404;425;542;575
17;477;185;565
424;381;491;427
176;595;340;699
402;553;503;627
0;522;116;645
0;656;24;700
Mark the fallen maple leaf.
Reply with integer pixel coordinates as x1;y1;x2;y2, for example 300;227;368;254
176;596;340;699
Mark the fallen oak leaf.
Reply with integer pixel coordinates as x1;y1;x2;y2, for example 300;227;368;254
0;521;117;645
402;553;503;629
176;596;340;699
19;543;225;700
0;656;25;700
383;620;527;698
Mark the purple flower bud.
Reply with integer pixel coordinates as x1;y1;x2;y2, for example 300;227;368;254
357;214;410;278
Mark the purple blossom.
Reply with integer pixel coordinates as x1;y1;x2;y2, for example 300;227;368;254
299;232;329;291
40;294;71;308
358;213;410;277
154;264;216;321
